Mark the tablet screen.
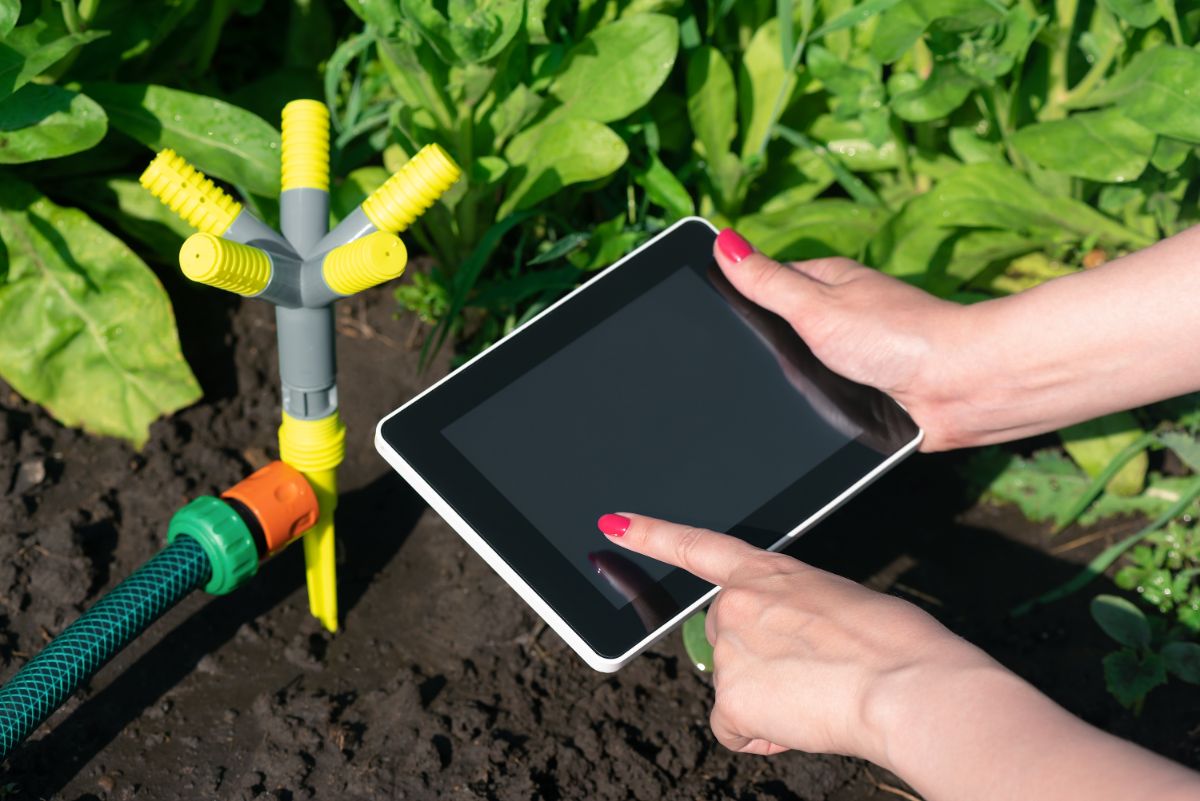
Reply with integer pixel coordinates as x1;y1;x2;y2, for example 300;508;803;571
443;266;857;609
379;218;919;660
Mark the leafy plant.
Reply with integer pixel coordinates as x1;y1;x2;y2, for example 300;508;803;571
0;0;337;445
1090;592;1200;712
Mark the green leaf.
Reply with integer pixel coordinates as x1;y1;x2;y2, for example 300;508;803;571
1091;595;1152;648
331;166;388;221
1012;109;1154;184
739;18;797;160
547;13;679;124
1102;648;1166;709
58;177;194;265
889;63;976;122
1061;412;1149;497
401;0;525;63
1097;0;1160;28
811;0;902;40
687;46;737;161
0;21;107;101
0;177;200;446
1159;430;1200;473
1150;137;1191;173
0;84;106;163
870;0;1001;64
1162;641;1200;683
736;199;884;260
0;0;18;37
632;153;695;219
682;610;714;672
83;82;281;197
1082;46;1200;144
500;118;628;217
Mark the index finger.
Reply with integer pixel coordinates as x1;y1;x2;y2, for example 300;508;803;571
596;513;763;586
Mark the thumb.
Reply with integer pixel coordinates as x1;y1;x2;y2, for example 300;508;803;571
714;228;822;322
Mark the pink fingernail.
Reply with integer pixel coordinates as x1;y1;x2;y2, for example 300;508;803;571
716;228;754;263
597;514;630;537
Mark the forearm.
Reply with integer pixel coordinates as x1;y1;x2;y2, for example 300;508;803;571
872;658;1200;801
938;225;1200;446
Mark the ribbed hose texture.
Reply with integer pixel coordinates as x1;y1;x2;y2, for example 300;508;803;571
0;535;211;759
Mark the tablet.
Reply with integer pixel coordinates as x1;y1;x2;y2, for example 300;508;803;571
375;217;922;672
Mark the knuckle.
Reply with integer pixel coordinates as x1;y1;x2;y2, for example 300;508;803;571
673;526;707;571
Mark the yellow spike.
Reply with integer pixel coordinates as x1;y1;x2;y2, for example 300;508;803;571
322;230;407;295
179;233;272;296
140;149;241;235
279;412;345;633
281;99;330;192
361;143;462;233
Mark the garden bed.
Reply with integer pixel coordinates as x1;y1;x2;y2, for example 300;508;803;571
1;280;1197;800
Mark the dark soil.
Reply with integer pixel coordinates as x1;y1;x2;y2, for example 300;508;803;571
1;275;1197;800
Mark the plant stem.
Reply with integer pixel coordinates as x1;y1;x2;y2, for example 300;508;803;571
60;0;83;33
1157;0;1185;46
1053;430;1160;532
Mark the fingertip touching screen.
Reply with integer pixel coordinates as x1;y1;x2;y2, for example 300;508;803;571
379;219;919;659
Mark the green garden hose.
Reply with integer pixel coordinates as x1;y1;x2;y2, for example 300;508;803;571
0;535;211;759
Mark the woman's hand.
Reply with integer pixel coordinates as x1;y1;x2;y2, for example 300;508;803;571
714;229;974;451
595;512;993;763
598;512;1200;801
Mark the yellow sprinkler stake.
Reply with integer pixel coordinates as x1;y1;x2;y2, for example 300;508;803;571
281;99;330;192
362;143;462;234
279;412;346;633
140;149;242;235
322;231;408;296
179;233;272;296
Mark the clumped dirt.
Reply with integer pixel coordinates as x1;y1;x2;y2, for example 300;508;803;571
1;273;1197;800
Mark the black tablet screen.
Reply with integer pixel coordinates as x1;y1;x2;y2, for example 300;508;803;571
443;266;857;609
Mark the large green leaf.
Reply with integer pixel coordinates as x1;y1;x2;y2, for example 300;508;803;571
889;63;976;122
0;177;200;445
1097;0;1160;28
401;0;524;64
687;46;737;161
0;0;17;38
0;84;106;163
1061;411;1149;497
0;20;107;101
547;13;679;124
632;153;695;219
1082;46;1200;144
736;199;885;260
1091;594;1151;648
59;177;195;265
83;82;281;197
500;118;629;216
739;18;796;160
1012;109;1155;183
870;0;1000;64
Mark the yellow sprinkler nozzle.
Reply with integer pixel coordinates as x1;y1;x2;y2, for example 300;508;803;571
279;412;346;634
322;230;408;296
281;99;330;193
179;233;272;296
141;149;242;235
361;143;462;234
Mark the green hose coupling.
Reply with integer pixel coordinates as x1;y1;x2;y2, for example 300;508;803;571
167;496;258;595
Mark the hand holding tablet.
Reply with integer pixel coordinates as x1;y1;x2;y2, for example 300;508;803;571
376;218;922;670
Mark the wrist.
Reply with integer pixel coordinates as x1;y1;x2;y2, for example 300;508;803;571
858;638;1006;772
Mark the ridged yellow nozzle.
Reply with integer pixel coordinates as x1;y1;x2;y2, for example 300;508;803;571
361;143;461;233
281;99;330;192
140;149;242;235
179;233;271;296
322;231;408;295
279;412;345;633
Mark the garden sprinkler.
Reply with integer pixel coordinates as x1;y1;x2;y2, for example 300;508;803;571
139;99;461;631
0;100;461;758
